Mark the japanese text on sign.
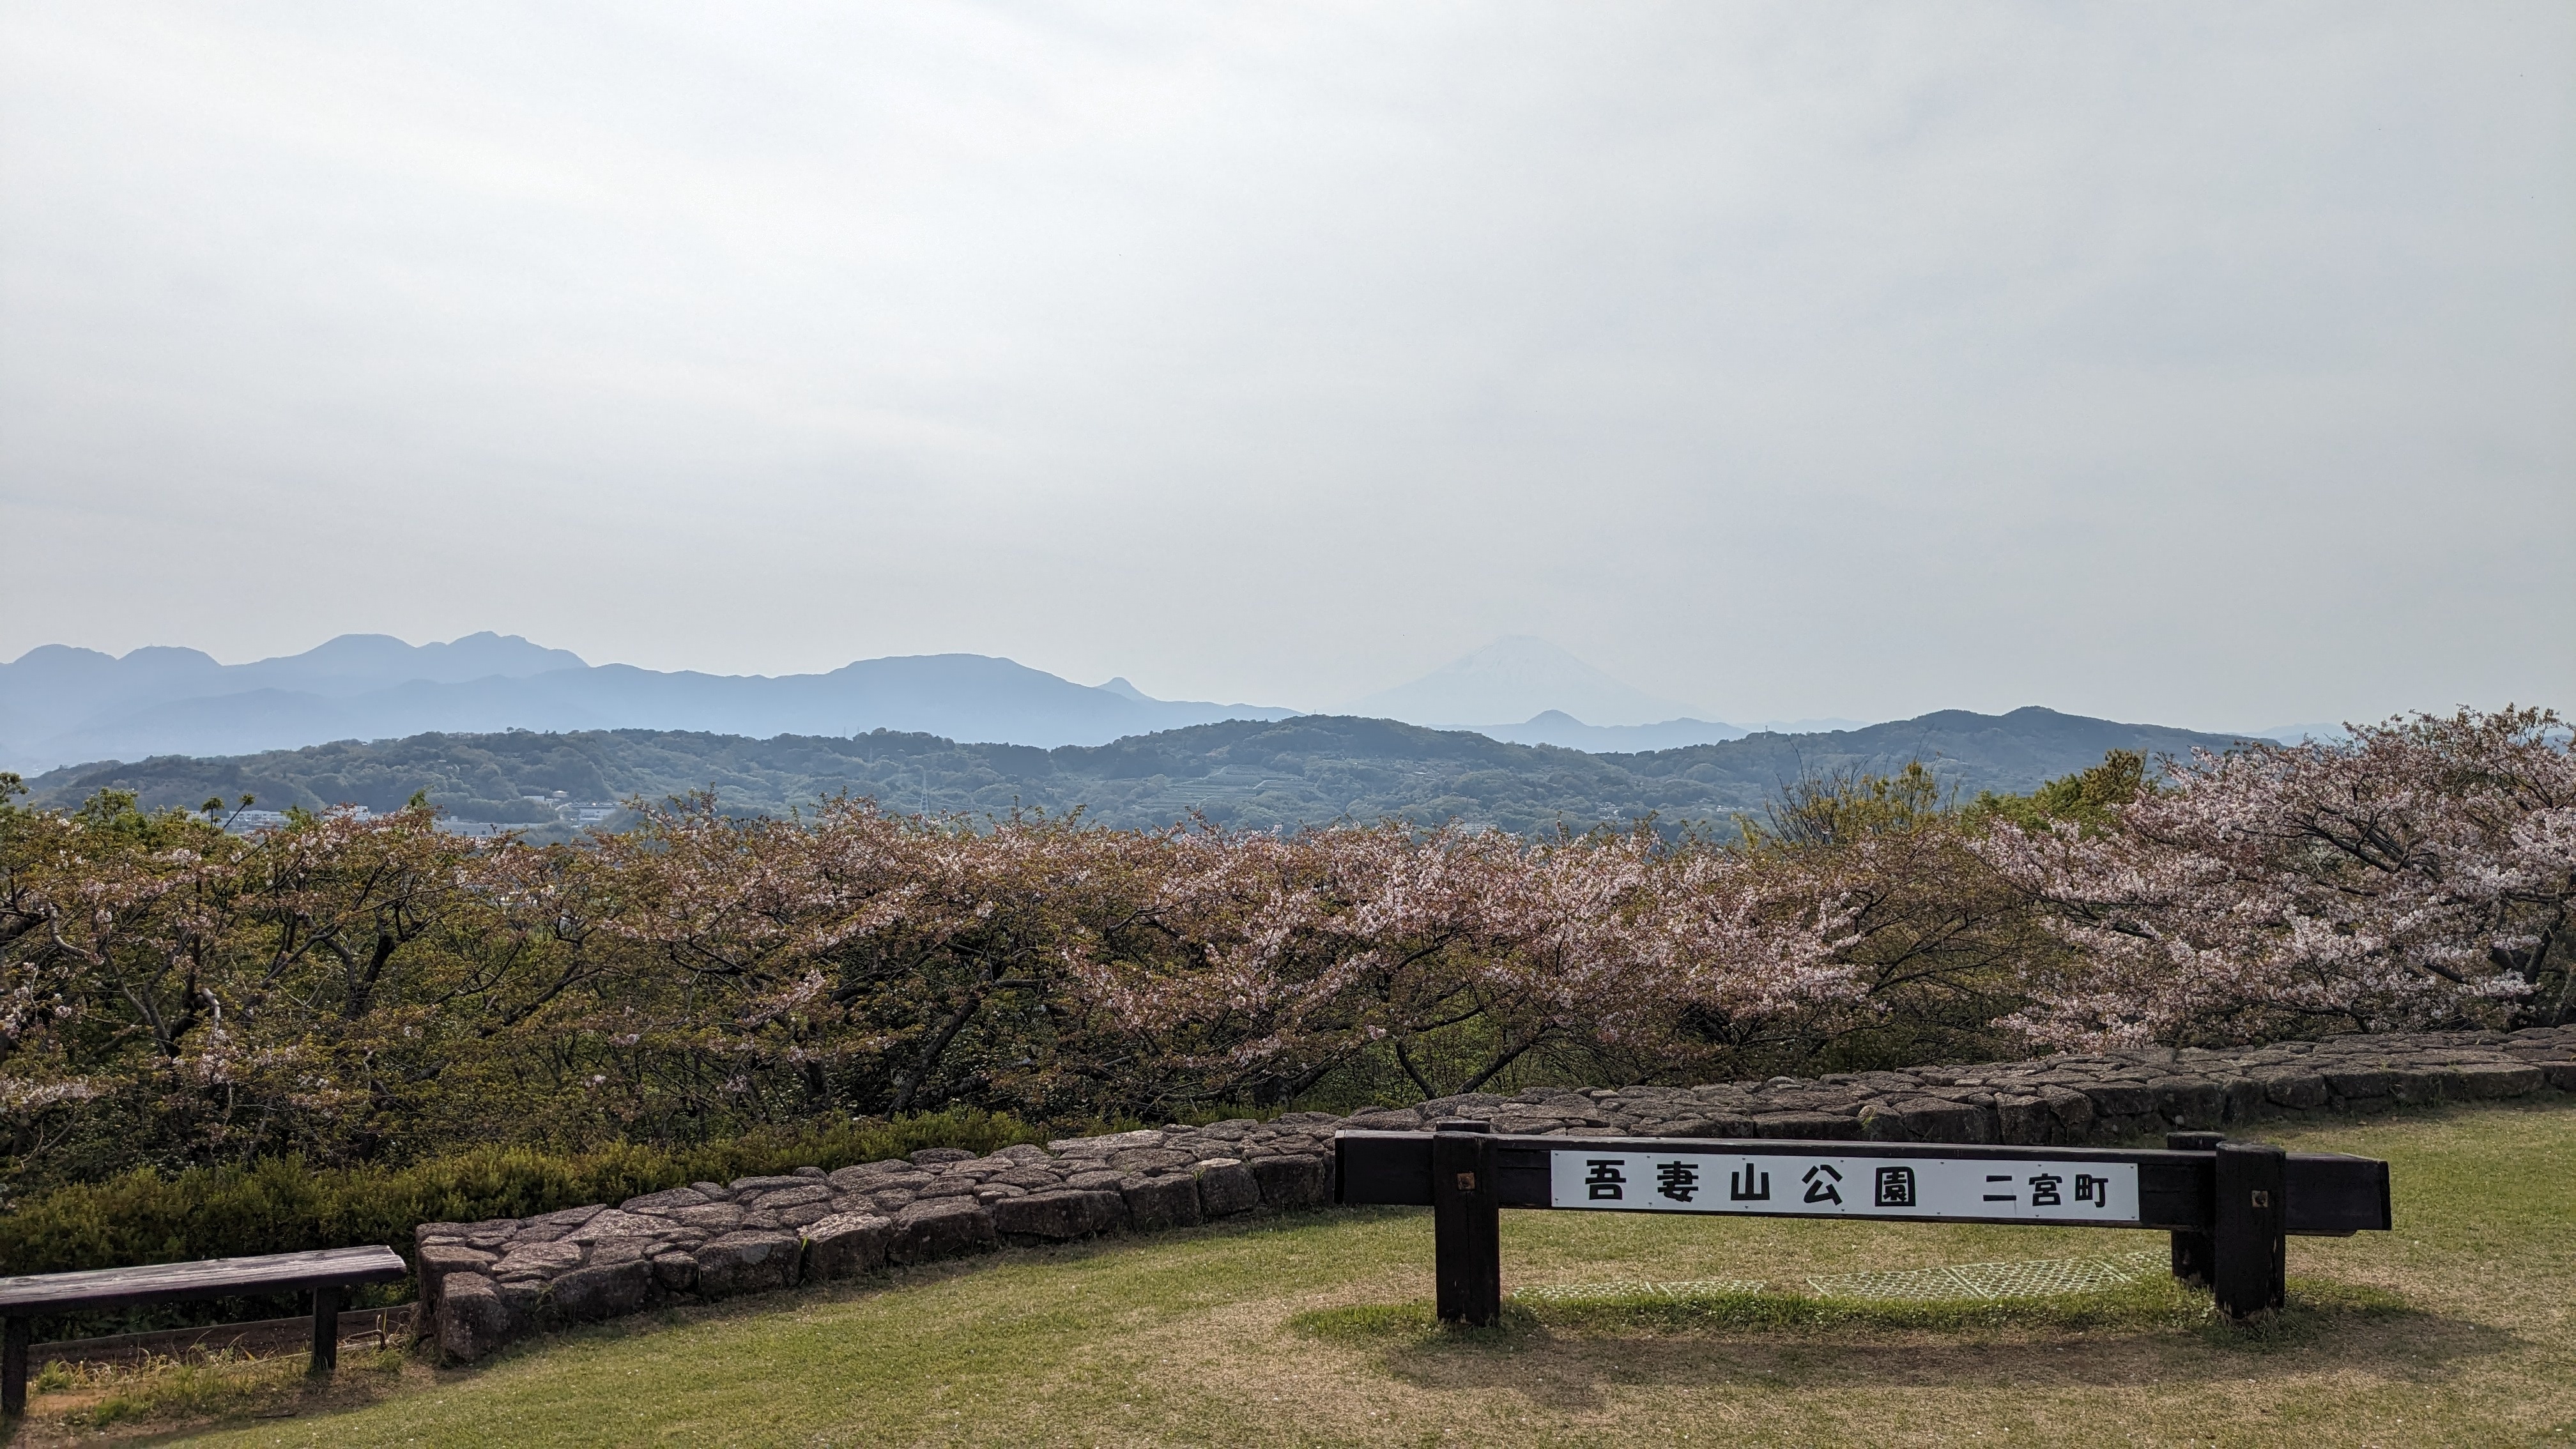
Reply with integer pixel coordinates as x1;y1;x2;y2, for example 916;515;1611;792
1547;1151;2139;1223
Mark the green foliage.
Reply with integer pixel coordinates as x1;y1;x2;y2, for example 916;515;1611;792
1713;760;2044;1077
1744;759;1951;850
24;714;2246;841
1968;749;2150;833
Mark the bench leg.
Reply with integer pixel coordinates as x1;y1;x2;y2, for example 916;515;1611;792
310;1285;342;1376
4;1314;28;1416
2213;1141;2287;1319
2167;1131;2225;1285
1431;1121;1501;1328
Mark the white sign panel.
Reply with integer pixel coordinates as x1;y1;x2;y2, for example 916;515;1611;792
1547;1149;2140;1224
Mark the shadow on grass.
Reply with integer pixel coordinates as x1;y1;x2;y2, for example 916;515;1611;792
0;1346;413;1448
1290;1275;2513;1410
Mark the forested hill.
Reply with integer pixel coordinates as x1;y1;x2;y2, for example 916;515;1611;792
22;708;2257;838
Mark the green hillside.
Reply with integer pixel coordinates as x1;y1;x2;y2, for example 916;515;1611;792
20;707;2256;837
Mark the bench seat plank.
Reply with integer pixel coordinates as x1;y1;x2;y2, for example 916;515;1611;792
0;1247;408;1314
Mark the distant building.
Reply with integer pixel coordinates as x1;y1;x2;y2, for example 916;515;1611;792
518;792;622;826
218;804;370;834
219;809;293;834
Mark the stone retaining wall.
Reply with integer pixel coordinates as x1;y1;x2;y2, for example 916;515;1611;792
417;1024;2576;1362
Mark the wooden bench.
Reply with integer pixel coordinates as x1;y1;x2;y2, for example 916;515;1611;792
0;1246;410;1415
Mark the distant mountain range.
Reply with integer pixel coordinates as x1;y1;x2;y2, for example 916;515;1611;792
0;634;1297;771
1;631;2332;779
22;707;2263;839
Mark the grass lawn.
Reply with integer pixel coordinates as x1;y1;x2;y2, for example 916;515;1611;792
17;1100;2576;1447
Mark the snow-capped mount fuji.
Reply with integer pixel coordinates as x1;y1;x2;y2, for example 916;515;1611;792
1344;636;1710;730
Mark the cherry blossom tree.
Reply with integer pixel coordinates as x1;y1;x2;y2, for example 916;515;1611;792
1076;821;1862;1105
1976;707;2573;1047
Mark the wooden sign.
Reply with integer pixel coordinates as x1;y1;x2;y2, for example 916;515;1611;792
1336;1122;2391;1328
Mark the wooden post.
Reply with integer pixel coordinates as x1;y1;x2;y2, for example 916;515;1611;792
2166;1131;2225;1285
1431;1119;1501;1328
2212;1140;2287;1319
3;1314;27;1416
309;1285;342;1375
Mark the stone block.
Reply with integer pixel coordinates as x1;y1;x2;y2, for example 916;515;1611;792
1120;1174;1204;1232
1892;1098;1989;1144
776;1200;836;1227
649;1253;698;1294
2218;1077;2268;1123
588;1237;656;1267
2324;1069;2396;1100
417;1241;496;1278
1753;1112;1864;1140
1341;1109;1424;1131
2451;1062;2542;1098
2148;1077;2225;1128
996;1167;1073;1190
2258;1071;2330;1109
728;1175;811;1194
749;1184;832;1211
565;1210;659;1243
1996;1096;2055;1145
910;1147;979;1166
620;1186;712;1214
826;1162;905;1190
992;1189;1125;1243
2083;1083;2156;1117
693;1231;802;1297
493;1240;585;1278
804;1213;894;1280
675;1203;747;1232
889;1197;998;1264
1048;1128;1162;1155
549;1259;655;1322
2036;1084;2096;1134
1193;1160;1260;1217
1665;1116;1760;1139
1250;1153;1330;1210
497;1276;548;1324
435;1273;516;1363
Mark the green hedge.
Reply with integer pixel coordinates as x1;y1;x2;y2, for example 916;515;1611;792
0;1110;1044;1288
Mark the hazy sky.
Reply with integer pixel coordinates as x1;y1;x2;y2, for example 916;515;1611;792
4;2;2570;729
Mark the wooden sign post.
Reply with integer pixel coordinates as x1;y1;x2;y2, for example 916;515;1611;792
1430;1121;1501;1326
1339;1123;2389;1326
